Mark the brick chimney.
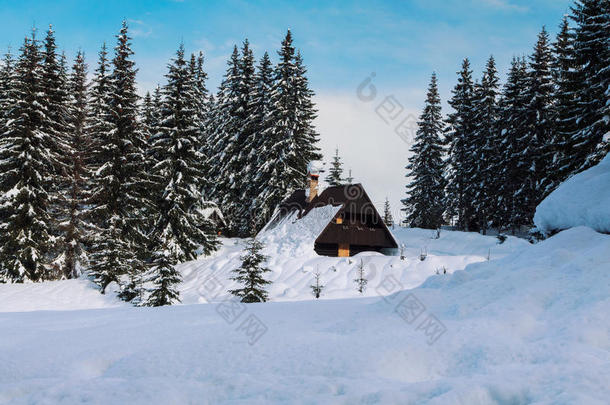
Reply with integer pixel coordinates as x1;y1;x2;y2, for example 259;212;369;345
308;172;319;202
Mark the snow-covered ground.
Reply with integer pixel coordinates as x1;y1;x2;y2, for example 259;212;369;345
0;226;608;404
2;155;610;403
179;211;529;305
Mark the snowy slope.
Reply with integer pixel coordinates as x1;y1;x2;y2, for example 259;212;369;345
1;226;608;404
178;224;529;304
535;154;610;235
0;279;125;312
0;226;527;313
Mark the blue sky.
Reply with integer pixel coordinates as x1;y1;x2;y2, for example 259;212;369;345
0;0;574;217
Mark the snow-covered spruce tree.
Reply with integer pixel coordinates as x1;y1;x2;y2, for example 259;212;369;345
207;45;242;234
561;0;610;173
402;73;445;229
226;39;256;236
495;57;530;233
444;59;476;230
0;49;14;132
229;237;271;303
325;147;345;186
383;197;393;228
145;45;220;306
516;27;556;223
0;32;59;282
190;51;209;130
257;31;322;223
84;43;112;174
549;17;580;191
293;50;321;171
145;229;182;306
467;56;500;233
149;43;218;257
245;52;275;231
87;22;151;297
41;26;75;275
54;50;91;279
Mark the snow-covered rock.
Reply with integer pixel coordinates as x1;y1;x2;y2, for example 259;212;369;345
534;154;610;235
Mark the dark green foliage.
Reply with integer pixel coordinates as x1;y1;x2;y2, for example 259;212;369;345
229;238;272;303
402;73;445;229
445;59;476;230
0;32;59;282
496;57;531;233
87;21;151;296
55;50;91;279
310;272;323;299
325;148;344;186
468;56;500;233
383;197;393;228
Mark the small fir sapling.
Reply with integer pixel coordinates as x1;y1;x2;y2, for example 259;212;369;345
354;259;368;294
310;271;324;299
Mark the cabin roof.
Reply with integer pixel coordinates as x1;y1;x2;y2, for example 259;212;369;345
273;183;398;249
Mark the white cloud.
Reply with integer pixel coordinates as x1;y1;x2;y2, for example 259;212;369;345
127;18;153;38
479;0;529;13
314;91;421;223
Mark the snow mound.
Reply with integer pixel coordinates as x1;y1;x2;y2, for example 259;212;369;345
534;154;610;235
0;279;125;313
177;226;528;305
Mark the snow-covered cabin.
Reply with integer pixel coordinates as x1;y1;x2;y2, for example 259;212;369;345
264;165;398;257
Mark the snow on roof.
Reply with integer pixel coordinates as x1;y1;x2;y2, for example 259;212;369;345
258;205;341;253
307;160;324;176
534;154;610;235
201;206;224;221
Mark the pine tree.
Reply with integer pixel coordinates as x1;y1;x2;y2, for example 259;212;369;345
85;43;112;173
402;73;445;229
245;52;276;231
226;39;256;236
41;26;74;273
229;237;272;303
468;56;500;233
0;32;58;282
0;49;13;133
258;31;321;224
149;43;218;263
146;231;182;306
445;59;476;230
207;45;242;235
55;50;91;279
496;57;530;233
88;22;150;296
383;197;393;228
325;147;344;186
562;0;610;173
550;17;580;190
516;27;555;223
293;50;321;169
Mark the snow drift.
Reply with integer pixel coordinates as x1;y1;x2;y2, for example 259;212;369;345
534;154;610;235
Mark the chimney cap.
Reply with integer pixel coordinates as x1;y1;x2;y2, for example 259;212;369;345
307;160;324;176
